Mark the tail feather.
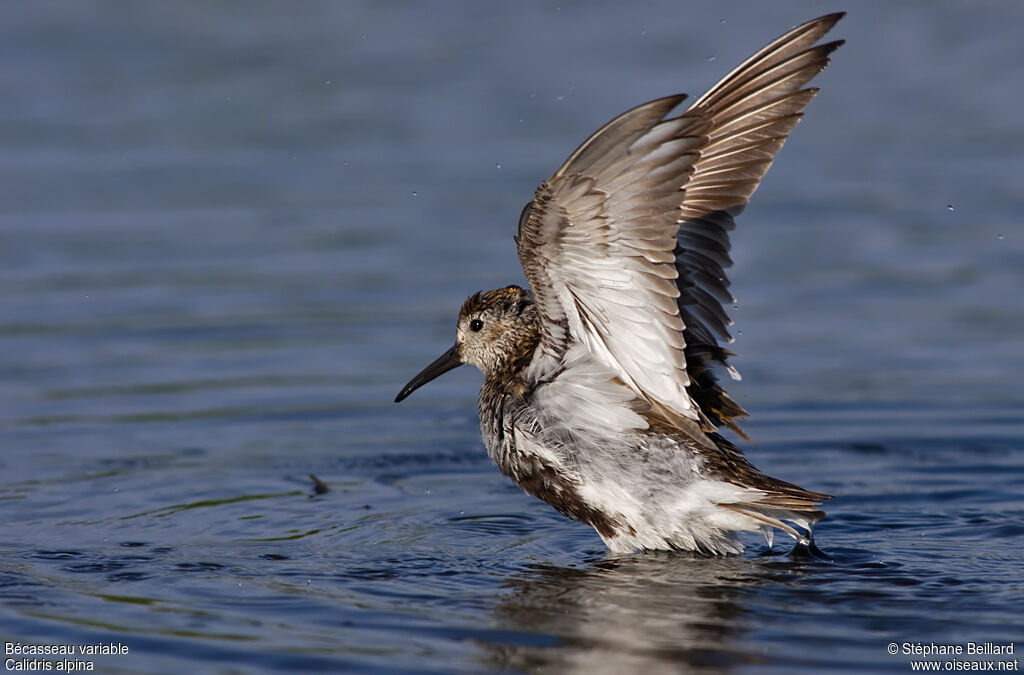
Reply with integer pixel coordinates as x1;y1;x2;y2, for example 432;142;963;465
721;499;827;544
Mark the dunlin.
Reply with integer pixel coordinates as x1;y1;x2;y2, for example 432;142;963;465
396;13;844;554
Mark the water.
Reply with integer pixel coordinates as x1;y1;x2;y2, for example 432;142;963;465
2;2;1022;673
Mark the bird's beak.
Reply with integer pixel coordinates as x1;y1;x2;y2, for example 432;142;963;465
394;344;462;402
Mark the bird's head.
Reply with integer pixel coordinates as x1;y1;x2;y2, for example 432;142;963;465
395;285;537;402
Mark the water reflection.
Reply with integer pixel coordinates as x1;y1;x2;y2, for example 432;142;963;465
487;551;776;673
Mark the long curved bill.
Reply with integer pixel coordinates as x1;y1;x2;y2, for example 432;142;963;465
394;344;462;402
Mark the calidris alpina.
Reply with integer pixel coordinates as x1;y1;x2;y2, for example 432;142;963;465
396;14;844;554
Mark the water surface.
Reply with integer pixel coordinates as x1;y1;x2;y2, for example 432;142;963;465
2;2;1022;673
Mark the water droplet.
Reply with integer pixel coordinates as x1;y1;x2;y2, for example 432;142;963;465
343;160;348;166
360;33;367;40
556;95;565;101
495;162;502;169
639;29;648;36
325;79;331;86
720;18;726;24
706;54;716;62
996;233;1005;241
412;191;418;197
737;331;743;336
946;204;955;212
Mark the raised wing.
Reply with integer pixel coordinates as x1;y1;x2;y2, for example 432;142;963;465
517;13;843;430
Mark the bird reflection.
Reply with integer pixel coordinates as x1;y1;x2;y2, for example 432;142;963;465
482;550;784;674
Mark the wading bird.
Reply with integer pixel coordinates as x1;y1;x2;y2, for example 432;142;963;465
396;13;844;554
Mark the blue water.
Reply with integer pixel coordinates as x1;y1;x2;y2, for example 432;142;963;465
2;2;1022;673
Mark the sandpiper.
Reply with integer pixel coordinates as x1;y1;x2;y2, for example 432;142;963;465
396;13;843;554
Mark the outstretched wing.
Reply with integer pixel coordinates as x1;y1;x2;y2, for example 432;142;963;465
674;13;844;435
516;13;844;431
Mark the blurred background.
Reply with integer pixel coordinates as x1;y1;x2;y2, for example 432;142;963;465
1;2;1021;673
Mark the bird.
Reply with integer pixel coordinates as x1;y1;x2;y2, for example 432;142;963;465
395;13;844;554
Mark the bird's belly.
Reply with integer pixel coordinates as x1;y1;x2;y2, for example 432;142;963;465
490;405;755;551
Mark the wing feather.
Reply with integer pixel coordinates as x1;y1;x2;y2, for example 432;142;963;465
517;13;844;433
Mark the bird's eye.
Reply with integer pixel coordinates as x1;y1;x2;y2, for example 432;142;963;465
469;319;484;332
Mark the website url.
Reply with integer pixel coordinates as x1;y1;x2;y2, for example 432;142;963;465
910;659;1019;672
